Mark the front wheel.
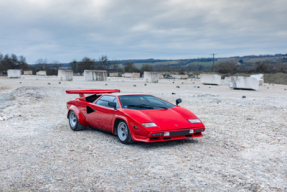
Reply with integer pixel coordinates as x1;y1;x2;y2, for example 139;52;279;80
117;121;134;144
69;110;87;131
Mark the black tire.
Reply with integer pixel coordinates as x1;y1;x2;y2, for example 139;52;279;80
68;110;87;131
117;120;134;144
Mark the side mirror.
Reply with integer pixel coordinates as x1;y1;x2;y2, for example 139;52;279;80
108;102;117;110
176;98;182;105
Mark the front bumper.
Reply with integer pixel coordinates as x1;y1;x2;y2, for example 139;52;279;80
132;128;205;143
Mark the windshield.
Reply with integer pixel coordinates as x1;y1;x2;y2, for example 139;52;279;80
119;95;174;110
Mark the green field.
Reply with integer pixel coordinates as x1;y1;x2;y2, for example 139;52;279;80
132;60;215;69
133;61;179;69
186;61;215;66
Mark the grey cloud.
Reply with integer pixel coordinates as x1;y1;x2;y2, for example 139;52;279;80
0;0;286;63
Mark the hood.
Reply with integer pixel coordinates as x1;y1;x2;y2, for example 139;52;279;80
122;106;203;130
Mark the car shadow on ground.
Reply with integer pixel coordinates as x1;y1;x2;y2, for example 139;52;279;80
86;127;200;149
132;139;199;149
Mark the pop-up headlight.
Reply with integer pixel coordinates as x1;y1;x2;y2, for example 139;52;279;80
142;123;157;127
188;119;201;123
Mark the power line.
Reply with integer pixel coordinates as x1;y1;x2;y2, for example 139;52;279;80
210;53;217;72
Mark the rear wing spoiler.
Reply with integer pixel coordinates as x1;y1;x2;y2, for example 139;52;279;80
66;89;120;97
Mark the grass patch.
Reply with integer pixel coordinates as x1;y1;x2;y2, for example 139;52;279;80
264;73;287;85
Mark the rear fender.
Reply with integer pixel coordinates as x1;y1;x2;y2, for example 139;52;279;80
67;105;88;127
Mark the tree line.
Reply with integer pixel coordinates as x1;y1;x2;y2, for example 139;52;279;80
1;53;287;76
214;61;287;75
0;54;62;75
69;55;154;75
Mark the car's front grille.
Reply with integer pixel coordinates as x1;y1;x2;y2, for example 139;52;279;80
170;130;190;137
196;128;205;132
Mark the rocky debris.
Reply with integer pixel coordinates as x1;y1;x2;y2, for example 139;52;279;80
0;85;286;191
176;86;180;88
0;113;22;121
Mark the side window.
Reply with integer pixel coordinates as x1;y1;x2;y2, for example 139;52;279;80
95;99;109;108
113;98;120;109
95;95;119;109
99;95;116;102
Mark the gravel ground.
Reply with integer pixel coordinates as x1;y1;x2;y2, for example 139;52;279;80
0;77;286;191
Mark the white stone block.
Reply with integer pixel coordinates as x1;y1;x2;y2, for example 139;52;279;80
7;69;21;78
84;70;107;81
201;74;221;85
250;74;264;86
229;76;259;91
36;71;46;76
122;73;132;78
109;72;118;77
58;70;73;81
23;70;33;75
172;75;188;79
143;71;159;83
131;73;140;78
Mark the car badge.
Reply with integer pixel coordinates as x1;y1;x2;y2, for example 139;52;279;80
175;124;178;126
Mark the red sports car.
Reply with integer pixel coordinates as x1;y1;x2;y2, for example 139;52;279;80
66;89;205;144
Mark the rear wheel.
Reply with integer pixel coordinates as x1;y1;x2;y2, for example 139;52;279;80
117;121;134;144
69;111;87;131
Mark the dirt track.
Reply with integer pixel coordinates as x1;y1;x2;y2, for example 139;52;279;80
0;76;286;191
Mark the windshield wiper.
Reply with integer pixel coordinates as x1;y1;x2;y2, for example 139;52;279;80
141;104;168;110
155;105;168;109
127;104;154;109
127;104;168;110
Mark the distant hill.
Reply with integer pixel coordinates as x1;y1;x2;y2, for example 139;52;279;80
28;53;287;70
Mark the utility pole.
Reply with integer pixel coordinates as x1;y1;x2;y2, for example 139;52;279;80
210;53;217;72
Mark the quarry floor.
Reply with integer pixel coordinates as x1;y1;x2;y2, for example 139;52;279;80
0;76;286;191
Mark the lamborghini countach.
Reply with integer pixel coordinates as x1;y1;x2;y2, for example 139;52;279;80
66;89;205;144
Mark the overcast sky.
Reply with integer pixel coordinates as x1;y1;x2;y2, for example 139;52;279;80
0;0;286;63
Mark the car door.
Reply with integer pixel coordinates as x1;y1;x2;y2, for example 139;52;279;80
90;95;119;132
